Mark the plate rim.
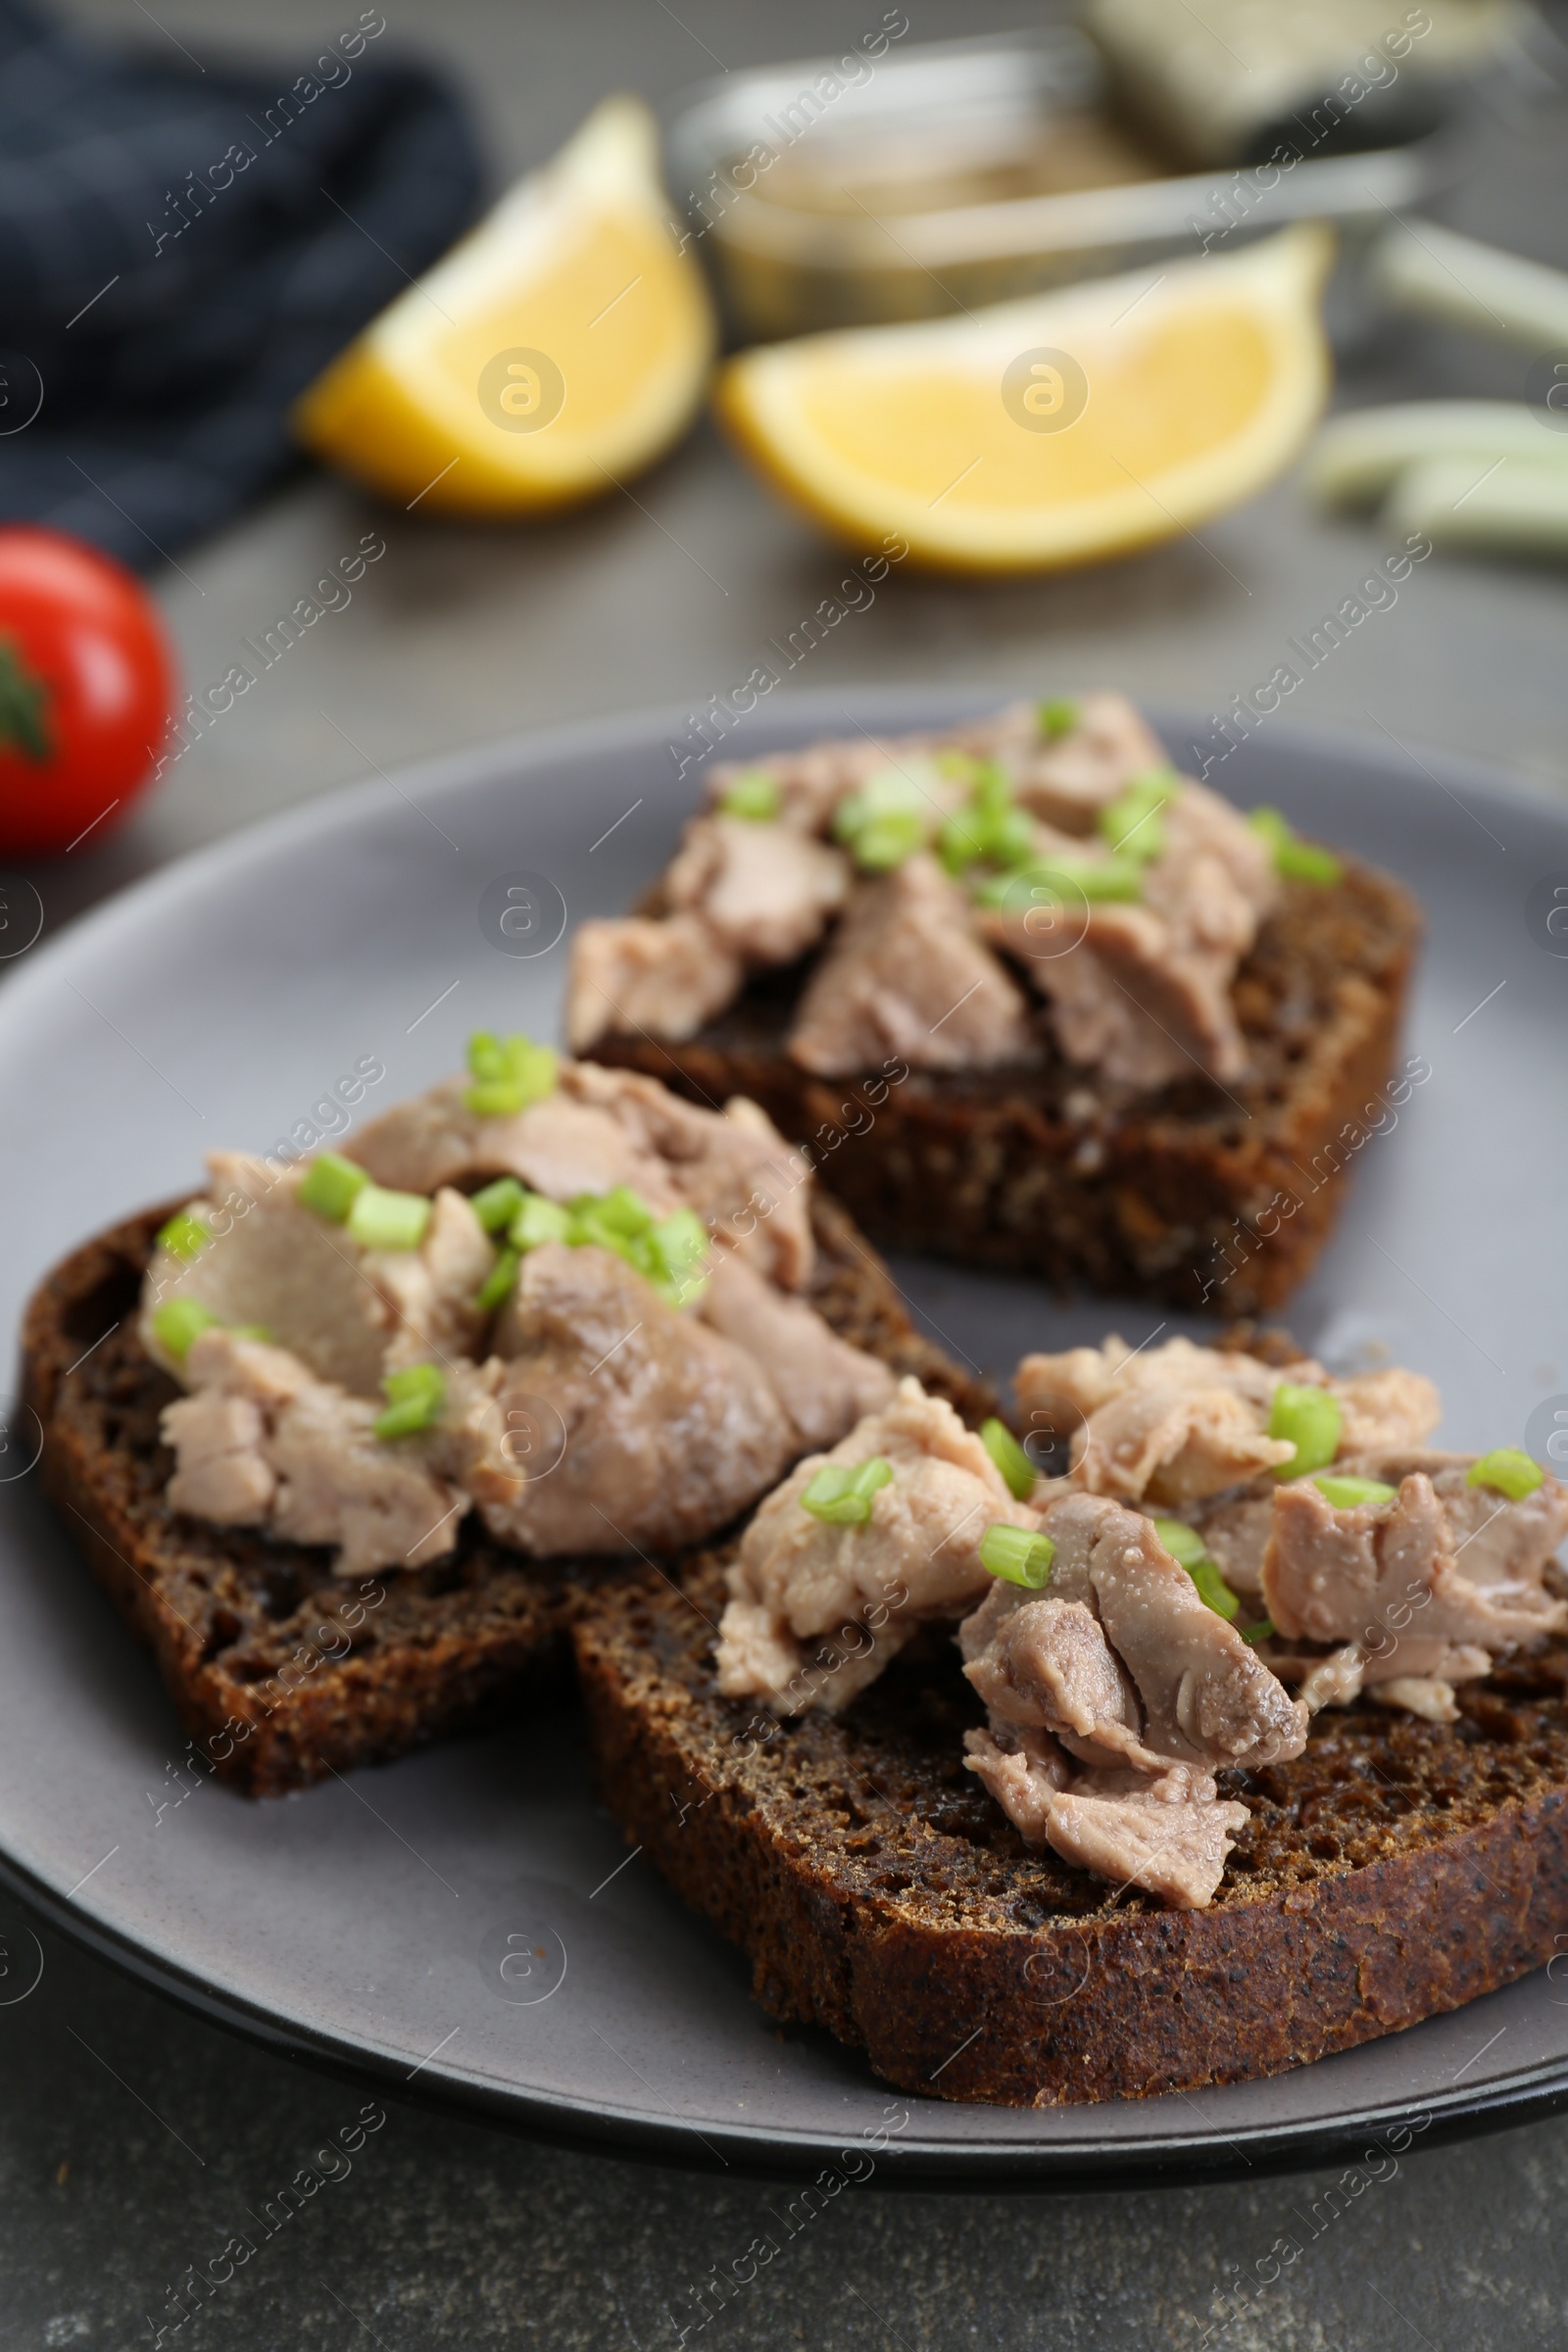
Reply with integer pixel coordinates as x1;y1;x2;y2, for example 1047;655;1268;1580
7;1834;1568;2188
5;685;1567;2183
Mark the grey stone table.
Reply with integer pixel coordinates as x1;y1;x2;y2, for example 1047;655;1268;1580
5;1;1568;2343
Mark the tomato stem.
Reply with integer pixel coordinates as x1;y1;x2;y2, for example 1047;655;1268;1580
0;635;52;764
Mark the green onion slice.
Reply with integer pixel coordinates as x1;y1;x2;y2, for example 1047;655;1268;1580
801;1457;894;1526
373;1362;447;1442
503;1183;711;1302
522;1185;712;1302
156;1210;210;1262
935;749;980;784
347;1184;432;1252
636;1207;710;1305
979;1524;1056;1589
937;763;1035;879
1152;1516;1208;1568
468;1176;525;1235
465;1029;559;1118
833;765;935;870
852;809;926;871
1187;1557;1241;1621
1269;1383;1343;1478
151;1298;220;1361
1240;1617;1277;1647
938;810;987;874
981;1418;1036;1501
972;759;1011;814
297;1152;369;1223
982;805;1039;871
1099;769;1175;862
1277;838;1344;886
1248;807;1343;887
475;1248;519;1315
569;1184;657;1250
718;768;782;821
1314;1473;1397;1509
1038;698;1078;739
512;1192;572;1251
1152;1517;1238;1615
1466;1447;1545;1499
973;856;1144;909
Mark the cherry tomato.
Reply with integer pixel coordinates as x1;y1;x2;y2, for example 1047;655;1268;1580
0;527;177;857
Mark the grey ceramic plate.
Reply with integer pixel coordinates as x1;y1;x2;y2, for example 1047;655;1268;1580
2;690;1566;2185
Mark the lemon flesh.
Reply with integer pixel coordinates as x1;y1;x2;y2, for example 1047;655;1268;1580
293;97;715;515
717;226;1334;573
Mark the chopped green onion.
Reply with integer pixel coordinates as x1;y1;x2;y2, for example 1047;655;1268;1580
1038;698;1078;739
833;770;922;835
637;1207;710;1304
938;809;988;874
152;1298;220;1360
1240;1617;1277;1647
1248;807;1343;887
1187;1557;1241;1620
935;749;980;784
468;1176;526;1235
569;1184;656;1250
508;1183;710;1301
972;760;1010;813
801;1457;894;1526
1151;1515;1238;1614
1153;1516;1208;1567
476;1248;519;1315
512;1192;572;1251
852;810;925;870
1466;1448;1544;1500
982;805;1039;870
1269;1383;1343;1478
1314;1474;1397;1509
347;1184;432;1252
833;766;935;869
1099;770;1176;862
297;1152;369;1223
1278;839;1343;886
465;1030;559;1117
979;1524;1056;1589
718;768;782;821
938;764;1036;878
972;856;1144;908
1074;858;1147;903
373;1362;446;1442
156;1210;210;1262
982;1418;1036;1501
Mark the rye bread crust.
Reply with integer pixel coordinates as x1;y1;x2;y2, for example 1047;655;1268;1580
574;1555;1568;2106
590;860;1422;1315
21;1195;990;1798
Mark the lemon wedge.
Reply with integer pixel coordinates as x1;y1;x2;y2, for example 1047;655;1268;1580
716;225;1333;573
293;97;715;516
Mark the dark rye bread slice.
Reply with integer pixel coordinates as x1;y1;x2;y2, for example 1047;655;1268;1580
590;859;1422;1316
574;1553;1568;2106
21;1193;991;1798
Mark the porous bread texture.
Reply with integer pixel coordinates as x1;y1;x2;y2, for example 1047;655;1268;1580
574;1547;1568;2106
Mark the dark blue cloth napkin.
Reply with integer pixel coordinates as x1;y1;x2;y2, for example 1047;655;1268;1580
0;1;483;566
